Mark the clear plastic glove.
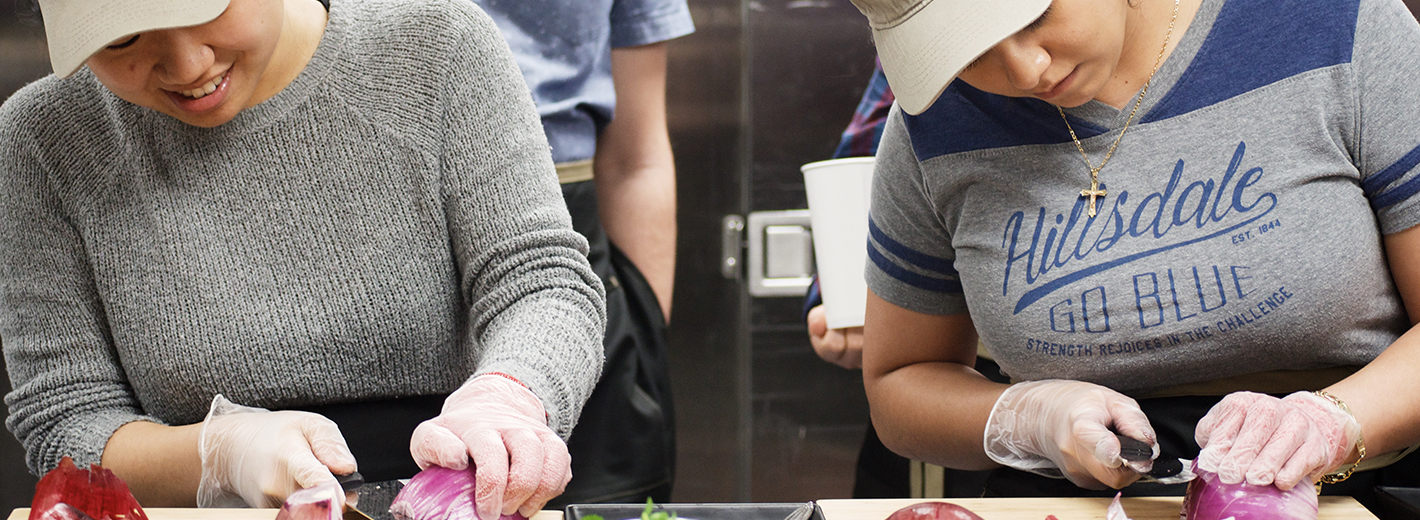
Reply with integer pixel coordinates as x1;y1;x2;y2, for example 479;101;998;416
409;374;570;520
197;395;358;508
807;305;863;369
983;380;1157;490
1195;391;1359;490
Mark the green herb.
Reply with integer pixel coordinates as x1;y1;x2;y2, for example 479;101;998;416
583;516;604;520
641;498;676;520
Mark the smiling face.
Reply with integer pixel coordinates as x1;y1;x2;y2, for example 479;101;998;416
955;0;1134;108
84;0;300;127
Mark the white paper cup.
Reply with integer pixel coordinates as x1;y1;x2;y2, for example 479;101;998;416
802;157;875;329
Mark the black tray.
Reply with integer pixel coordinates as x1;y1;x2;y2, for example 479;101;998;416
1374;487;1420;520
564;502;824;520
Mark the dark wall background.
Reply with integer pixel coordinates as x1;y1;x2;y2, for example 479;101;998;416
0;0;48;507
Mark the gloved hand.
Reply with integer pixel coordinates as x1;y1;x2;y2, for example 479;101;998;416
197;395;358;508
983;380;1157;490
1195;391;1360;490
410;374;570;520
807;305;863;369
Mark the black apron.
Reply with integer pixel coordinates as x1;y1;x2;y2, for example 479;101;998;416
548;180;675;505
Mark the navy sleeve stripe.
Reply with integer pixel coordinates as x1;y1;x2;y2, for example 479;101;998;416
1363;142;1420;205
868;242;963;294
1369;172;1420;212
868;218;957;276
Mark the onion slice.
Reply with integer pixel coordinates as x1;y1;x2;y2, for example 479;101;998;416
28;457;147;520
276;482;345;520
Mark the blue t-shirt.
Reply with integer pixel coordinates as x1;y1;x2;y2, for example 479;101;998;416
866;0;1420;393
469;0;694;164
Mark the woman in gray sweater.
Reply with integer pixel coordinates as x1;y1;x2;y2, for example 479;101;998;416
0;0;606;516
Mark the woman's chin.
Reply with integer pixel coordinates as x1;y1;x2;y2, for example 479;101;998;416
163;107;240;128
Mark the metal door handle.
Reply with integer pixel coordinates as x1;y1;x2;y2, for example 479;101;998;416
746;210;813;297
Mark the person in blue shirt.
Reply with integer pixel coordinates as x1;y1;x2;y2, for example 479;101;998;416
466;0;693;504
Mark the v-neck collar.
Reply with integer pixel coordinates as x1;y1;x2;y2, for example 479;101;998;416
1060;0;1227;129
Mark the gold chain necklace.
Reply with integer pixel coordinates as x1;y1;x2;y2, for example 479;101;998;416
1059;0;1180;218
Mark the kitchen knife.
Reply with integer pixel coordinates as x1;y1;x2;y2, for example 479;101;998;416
336;472;375;520
1116;434;1196;485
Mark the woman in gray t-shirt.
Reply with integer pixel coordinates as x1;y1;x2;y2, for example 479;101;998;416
849;0;1420;501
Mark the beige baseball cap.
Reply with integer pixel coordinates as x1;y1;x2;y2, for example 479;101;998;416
849;0;1051;115
38;0;231;79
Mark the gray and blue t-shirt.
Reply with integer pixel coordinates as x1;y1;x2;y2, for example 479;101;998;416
866;0;1420;394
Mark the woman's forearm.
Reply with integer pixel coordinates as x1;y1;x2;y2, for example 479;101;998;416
100;421;204;507
862;292;1007;470
867;359;1009;470
1326;325;1420;458
1347;229;1420;458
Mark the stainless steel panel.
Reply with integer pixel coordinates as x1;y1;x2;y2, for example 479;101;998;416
742;0;877;503
0;0;48;101
670;0;879;501
1;0;47;509
668;0;880;501
665;0;748;502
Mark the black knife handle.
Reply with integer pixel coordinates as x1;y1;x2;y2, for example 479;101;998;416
336;471;365;491
1116;433;1154;462
1115;433;1188;479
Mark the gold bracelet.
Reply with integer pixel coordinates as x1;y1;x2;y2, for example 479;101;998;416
1313;390;1366;493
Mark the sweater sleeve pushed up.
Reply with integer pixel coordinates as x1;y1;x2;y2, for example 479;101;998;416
434;3;607;440
0;95;164;476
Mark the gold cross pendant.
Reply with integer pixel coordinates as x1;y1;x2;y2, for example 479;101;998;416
1080;179;1106;218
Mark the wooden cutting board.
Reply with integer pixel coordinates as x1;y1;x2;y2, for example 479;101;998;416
7;510;564;520
815;496;1378;520
12;497;1378;520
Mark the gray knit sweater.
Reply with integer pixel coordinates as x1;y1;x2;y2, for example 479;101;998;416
0;0;606;475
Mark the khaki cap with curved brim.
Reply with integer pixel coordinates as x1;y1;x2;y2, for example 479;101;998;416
849;0;1051;115
38;0;231;79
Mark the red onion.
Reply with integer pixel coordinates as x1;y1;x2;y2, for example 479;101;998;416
28;457;147;520
390;466;527;520
1181;465;1317;520
884;501;984;520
